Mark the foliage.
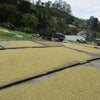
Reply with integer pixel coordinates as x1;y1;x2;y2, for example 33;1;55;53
87;16;99;31
17;0;31;13
73;18;87;30
0;0;76;35
0;23;15;30
0;0;100;40
73;16;100;41
0;0;18;5
22;13;39;32
0;3;22;27
0;27;37;40
86;16;100;40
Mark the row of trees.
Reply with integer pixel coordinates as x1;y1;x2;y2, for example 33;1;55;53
73;16;100;40
86;16;100;40
0;0;75;34
35;0;71;14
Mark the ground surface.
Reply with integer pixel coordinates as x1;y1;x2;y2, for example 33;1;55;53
6;41;43;47
63;43;100;53
0;66;100;100
36;41;62;47
0;41;90;85
0;41;100;100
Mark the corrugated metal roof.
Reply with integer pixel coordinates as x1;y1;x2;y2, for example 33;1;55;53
56;33;64;36
65;35;86;41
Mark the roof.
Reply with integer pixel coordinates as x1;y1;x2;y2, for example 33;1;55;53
56;33;64;36
65;35;86;41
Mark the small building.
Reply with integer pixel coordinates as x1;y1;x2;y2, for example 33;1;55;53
65;35;86;41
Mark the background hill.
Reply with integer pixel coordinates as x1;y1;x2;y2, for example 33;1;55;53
0;0;100;41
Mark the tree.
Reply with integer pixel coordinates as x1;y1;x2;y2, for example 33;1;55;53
0;0;18;5
45;1;52;7
0;0;75;34
86;16;99;40
73;18;87;30
37;13;50;32
0;4;18;23
36;0;41;6
17;0;31;13
22;13;39;29
87;16;99;31
52;0;71;14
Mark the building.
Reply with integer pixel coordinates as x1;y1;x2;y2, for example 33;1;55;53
65;35;86;41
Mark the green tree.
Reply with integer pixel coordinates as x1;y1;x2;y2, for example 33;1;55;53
36;0;41;6
87;16;99;31
17;0;31;13
22;13;39;29
0;3;22;27
0;0;18;5
86;16;99;40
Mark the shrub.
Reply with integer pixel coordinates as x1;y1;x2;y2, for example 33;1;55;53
16;27;34;33
0;23;15;30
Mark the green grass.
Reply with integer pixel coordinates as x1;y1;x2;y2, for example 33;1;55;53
0;27;38;40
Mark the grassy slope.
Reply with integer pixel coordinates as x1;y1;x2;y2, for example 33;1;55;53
0;27;38;40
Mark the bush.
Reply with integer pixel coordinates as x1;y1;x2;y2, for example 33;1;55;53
16;27;34;33
0;23;15;30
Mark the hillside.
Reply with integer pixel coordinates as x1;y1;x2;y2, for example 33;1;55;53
0;0;100;41
0;0;76;35
0;27;38;41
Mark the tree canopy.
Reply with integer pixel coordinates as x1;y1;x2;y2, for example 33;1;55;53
0;0;100;40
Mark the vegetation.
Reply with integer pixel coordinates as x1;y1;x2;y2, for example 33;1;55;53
0;0;100;41
0;27;38;40
0;0;75;35
6;41;43;47
73;16;100;41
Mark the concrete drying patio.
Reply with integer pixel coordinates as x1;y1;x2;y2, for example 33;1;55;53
0;41;100;100
0;42;90;85
62;43;100;53
0;66;100;100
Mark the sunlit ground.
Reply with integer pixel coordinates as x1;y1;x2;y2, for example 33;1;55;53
6;41;43;47
0;66;100;100
0;41;100;100
63;43;100;53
